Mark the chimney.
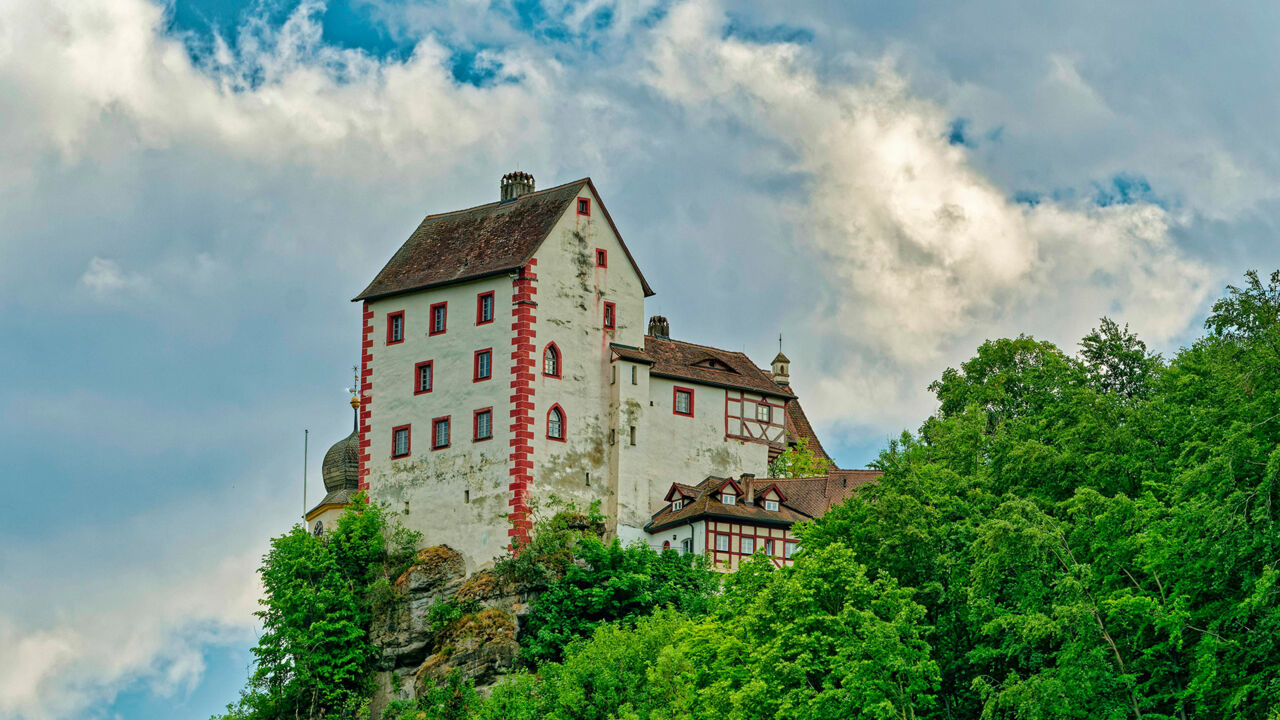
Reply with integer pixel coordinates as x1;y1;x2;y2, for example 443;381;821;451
647;315;670;339
500;171;535;201
771;352;790;386
741;473;755;504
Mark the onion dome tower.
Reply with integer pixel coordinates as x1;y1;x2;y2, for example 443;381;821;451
305;385;363;535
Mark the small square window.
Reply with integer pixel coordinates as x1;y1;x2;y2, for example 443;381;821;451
392;425;410;458
430;302;447;336
474;408;492;441
765;499;779;512
756;404;772;422
474;349;492;382
595;248;607;267
603;302;616;330
577;197;591;216
722;492;736;506
715;534;729;552
673;387;693;416
476;292;494;325
672;499;683;511
432;417;450;450
387;311;405;345
414;361;433;395
741;537;755;555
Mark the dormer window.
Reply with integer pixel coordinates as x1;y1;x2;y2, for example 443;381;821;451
765;499;779;512
672;499;683;511
722;492;736;506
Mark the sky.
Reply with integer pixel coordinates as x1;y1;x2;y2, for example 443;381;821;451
1;0;1279;717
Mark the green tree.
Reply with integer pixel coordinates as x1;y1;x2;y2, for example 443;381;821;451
769;437;833;478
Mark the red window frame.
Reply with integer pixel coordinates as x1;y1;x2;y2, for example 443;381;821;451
473;348;493;382
431;415;451;450
546;404;566;442
414;360;433;395
391;424;411;458
476;291;495;325
542;342;561;378
603;302;616;330
595;248;607;268
429;301;448;336
386;311;405;345
473;407;493;442
673;386;694;417
577;197;591;216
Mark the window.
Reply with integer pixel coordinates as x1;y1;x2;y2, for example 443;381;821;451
784;542;797;559
473;348;492;382
386;311;405;345
629;425;636;445
414;361;433;395
681;538;693;554
432;416;450;450
672;499;683;511
765;499;779;512
662;540;671;550
764;539;775;556
543;343;560;377
715;534;729;552
603;302;616;330
673;387;694;416
476;291;494;325
595;248;607;267
474;408;493;441
631;366;637;385
722;492;736;506
429;302;447;336
392;425;410;458
756;403;772;422
741;537;755;555
577;197;591;216
611;365;616;384
547;405;565;441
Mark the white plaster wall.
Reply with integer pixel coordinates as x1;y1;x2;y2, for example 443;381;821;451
527;184;646;531
364;276;514;571
638;376;771;517
610;359;652;536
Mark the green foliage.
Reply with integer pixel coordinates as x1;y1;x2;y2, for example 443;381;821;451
769;437;833;478
492;498;608;591
216;497;419;720
383;671;478;720
519;537;718;665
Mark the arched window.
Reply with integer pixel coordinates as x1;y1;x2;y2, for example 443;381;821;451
543;343;561;377
662;540;671;550
547;405;565;441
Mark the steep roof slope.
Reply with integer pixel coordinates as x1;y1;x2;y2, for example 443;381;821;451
355;178;653;301
614;336;796;399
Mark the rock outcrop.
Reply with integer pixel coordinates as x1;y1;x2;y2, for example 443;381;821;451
368;545;534;716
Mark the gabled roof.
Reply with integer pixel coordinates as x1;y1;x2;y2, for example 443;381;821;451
354;178;654;302
664;483;699;501
628;337;795;399
645;471;881;534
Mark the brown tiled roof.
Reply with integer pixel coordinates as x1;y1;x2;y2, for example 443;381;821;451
782;394;835;467
610;344;654;365
640;336;795;399
645;471;879;534
354;178;654;302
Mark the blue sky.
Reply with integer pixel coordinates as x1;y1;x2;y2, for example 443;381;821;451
3;1;1280;718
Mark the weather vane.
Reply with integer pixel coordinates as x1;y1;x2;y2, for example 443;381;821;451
347;365;361;409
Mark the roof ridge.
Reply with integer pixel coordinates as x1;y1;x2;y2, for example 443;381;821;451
646;334;754;360
414;177;589;223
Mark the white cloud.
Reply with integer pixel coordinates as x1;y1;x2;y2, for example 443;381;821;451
639;1;1214;428
0;0;1247;716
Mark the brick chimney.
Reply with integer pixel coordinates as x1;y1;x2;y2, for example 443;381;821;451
648;315;670;339
741;473;755;504
500;171;535;201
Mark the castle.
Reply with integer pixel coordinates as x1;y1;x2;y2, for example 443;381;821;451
307;173;875;572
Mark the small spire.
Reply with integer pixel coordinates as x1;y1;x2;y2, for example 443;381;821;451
348;365;361;431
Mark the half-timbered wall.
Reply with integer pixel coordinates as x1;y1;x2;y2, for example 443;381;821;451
724;390;787;446
703;520;798;572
